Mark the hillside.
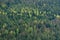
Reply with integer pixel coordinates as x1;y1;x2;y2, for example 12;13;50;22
0;0;60;40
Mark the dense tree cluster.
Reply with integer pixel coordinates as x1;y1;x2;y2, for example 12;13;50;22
0;0;60;40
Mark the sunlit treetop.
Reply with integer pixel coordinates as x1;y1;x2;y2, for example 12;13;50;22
56;15;60;18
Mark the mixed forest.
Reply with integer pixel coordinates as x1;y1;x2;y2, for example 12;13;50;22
0;0;60;40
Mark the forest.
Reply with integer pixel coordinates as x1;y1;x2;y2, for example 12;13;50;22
0;0;60;40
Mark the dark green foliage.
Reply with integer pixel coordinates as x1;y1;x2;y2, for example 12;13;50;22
0;0;60;40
